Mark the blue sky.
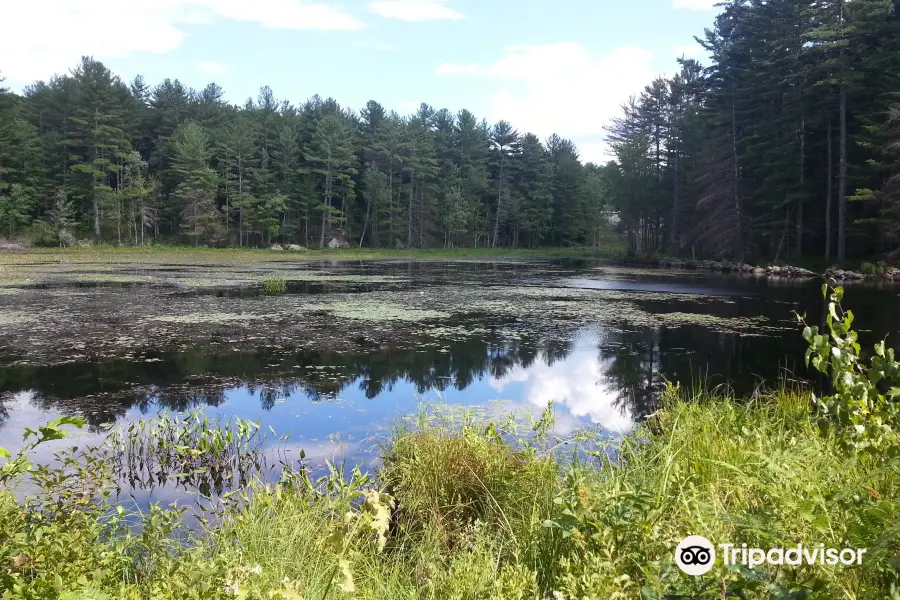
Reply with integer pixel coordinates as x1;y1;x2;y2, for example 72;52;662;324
1;0;718;163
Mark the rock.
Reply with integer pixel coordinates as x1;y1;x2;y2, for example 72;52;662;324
394;238;405;249
752;267;766;275
286;244;306;251
327;237;350;249
0;237;29;250
742;264;753;272
270;244;284;251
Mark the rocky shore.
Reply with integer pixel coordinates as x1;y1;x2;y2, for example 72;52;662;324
656;257;900;282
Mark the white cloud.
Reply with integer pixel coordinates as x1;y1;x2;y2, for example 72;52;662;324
369;0;463;22
673;0;719;10
196;60;226;74
436;43;655;164
488;350;634;435
0;0;363;84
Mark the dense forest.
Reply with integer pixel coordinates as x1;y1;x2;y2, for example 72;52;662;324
608;0;900;262
0;62;607;250
0;0;899;259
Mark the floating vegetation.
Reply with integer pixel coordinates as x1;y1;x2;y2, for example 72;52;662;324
151;312;267;324
263;275;287;295
106;410;278;496
282;273;405;283
0;310;36;326
322;301;448;322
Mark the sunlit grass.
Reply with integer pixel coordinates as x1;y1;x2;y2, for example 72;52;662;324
2;386;897;598
0;243;626;267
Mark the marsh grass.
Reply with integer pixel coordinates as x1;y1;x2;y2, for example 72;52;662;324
263;275;287;295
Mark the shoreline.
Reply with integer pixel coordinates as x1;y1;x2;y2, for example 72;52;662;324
654;256;900;282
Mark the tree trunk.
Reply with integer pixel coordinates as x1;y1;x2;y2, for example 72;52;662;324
731;92;743;262
238;157;244;247
825;117;833;261
671;130;680;251
796;116;805;259
492;154;503;248
360;194;370;248
837;87;848;262
407;170;415;247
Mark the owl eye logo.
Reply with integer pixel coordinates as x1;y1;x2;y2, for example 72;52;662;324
680;546;712;565
675;535;716;575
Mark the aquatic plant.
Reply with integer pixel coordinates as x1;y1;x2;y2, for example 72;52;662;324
263;275;287;295
106;410;269;496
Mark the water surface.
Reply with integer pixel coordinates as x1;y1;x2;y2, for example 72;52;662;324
1;258;897;500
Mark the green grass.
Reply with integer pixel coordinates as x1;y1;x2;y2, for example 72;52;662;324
0;243;625;267
263;275;287;295
2;386;898;599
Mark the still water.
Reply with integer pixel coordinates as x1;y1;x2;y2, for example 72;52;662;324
1;259;897;500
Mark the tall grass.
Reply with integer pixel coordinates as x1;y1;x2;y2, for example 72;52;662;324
2;390;898;599
205;387;899;599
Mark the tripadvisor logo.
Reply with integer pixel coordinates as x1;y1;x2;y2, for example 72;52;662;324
675;535;716;575
675;535;868;576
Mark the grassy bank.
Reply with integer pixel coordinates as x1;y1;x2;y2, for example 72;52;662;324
0;245;624;267
1;387;898;599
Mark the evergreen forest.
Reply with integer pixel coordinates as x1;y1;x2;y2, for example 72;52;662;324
0;0;899;261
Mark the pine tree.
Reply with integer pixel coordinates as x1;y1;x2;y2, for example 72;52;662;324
65;57;134;236
306;114;356;248
172;123;219;245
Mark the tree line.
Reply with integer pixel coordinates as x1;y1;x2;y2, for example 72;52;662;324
605;0;900;262
0;60;608;249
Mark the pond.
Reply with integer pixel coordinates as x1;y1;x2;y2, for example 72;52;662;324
1;256;898;503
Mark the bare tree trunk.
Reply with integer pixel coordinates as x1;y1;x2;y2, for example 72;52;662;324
492;154;503;248
774;206;791;263
407;170;415;247
796;116;805;259
93;109;101;236
825;117;833;261
836;0;848;262
360;194;370;248
671;131;679;250
838;86;848;262
238;157;244;247
731;92;743;262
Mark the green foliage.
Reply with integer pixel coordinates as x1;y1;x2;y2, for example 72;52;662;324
544;386;900;599
2;58;619;251
107;409;266;495
860;260;888;275
0;415;85;484
798;284;900;453
263;275;287;295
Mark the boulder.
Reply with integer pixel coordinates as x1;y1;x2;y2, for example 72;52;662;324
752;267;766;276
270;244;284;251
286;244;306;251
327;237;350;249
